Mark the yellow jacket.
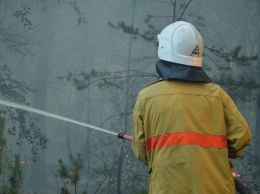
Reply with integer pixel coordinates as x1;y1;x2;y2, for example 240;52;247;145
132;80;251;194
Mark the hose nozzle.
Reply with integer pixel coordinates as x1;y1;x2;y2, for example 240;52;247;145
118;131;132;141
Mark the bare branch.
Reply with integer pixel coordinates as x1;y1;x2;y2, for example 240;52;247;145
177;0;193;21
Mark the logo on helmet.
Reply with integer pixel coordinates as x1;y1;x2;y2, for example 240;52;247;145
191;45;200;57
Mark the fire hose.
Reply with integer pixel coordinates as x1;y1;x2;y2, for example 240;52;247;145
117;132;257;194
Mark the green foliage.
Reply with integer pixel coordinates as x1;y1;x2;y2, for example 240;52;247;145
67;1;87;26
107;0;198;44
108;20;158;44
0;125;35;194
0;117;5;175
206;45;259;101
0;22;31;56
59;69;122;90
206;46;258;66
59;68;157;91
0;64;48;161
57;153;85;194
7;155;23;192
0;64;35;102
13;4;33;30
0;153;28;194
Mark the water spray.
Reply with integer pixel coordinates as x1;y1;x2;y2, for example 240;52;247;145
0;99;123;137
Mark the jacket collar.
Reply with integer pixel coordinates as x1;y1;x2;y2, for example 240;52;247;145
156;60;212;83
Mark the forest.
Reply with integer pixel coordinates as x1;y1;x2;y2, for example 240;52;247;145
0;0;259;193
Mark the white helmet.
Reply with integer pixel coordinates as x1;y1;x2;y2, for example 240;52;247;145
158;21;203;67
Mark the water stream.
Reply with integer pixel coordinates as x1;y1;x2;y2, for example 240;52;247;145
0;99;118;136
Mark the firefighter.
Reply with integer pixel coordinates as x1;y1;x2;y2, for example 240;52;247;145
131;21;252;194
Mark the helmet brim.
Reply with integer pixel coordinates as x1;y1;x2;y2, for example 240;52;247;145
156;60;212;83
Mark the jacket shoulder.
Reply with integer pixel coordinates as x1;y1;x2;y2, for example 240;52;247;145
144;78;164;88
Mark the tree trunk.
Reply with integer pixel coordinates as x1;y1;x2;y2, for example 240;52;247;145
30;3;56;190
172;0;176;22
117;1;136;193
255;36;260;159
255;83;260;157
0;117;4;175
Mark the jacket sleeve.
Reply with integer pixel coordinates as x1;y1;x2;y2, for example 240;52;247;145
221;89;252;159
132;95;148;165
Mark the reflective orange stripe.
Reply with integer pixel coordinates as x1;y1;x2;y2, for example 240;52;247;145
145;132;227;152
